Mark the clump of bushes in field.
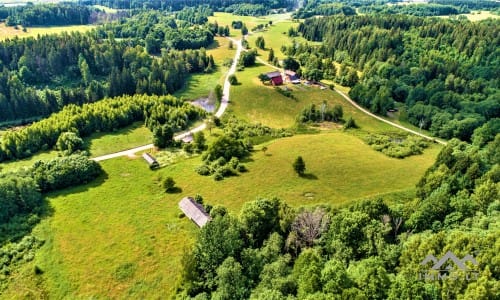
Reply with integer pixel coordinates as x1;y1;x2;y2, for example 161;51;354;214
221;115;293;143
196;135;250;181
195;116;292;180
274;87;296;100
364;133;429;158
0;235;44;288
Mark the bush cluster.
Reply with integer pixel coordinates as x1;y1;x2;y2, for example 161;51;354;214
196;155;247;181
0;235;44;287
365;133;429;158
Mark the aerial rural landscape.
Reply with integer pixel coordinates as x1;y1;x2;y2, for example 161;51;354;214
0;0;498;299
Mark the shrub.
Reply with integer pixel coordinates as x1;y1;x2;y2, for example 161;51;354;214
195;165;211;176
344;117;358;129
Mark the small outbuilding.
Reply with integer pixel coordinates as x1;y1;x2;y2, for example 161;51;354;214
179;197;211;227
266;71;283;86
285;70;300;84
142;152;159;170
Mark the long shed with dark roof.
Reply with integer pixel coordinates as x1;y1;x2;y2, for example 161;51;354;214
179;197;211;227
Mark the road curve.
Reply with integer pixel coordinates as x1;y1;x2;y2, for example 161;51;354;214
92;37;243;162
334;89;447;145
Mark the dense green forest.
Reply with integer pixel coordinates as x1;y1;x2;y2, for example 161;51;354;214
176;125;499;299
100;10;217;52
0;24;214;123
0;3;99;27
81;0;295;12
289;15;499;141
358;4;468;16
0;94;204;161
293;2;356;19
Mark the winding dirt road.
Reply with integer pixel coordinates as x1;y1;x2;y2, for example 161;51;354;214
255;54;446;145
334;89;447;145
92;38;243;162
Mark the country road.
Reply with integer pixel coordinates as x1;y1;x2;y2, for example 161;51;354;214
92;38;243;162
334;89;447;145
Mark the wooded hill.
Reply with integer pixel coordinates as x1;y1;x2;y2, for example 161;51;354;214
0;20;215;124
292;15;499;141
177;128;499;299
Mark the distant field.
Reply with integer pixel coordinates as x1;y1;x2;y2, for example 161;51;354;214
209;12;291;37
1;131;440;298
457;10;499;21
0;23;96;40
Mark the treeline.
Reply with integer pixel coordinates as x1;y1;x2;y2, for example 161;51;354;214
177;128;499;299
295;15;499;141
0;3;97;27
224;4;266;16
293;2;356;19
0;94;204;161
80;0;295;12
100;11;216;52
358;4;468;16
430;0;500;10
0;154;102;242
0;28;213;123
175;5;213;25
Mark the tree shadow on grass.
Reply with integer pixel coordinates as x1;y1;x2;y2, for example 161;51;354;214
301;173;318;180
166;187;183;194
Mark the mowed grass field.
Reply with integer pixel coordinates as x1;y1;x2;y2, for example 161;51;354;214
208;12;291;37
229;62;395;132
2;131;440;298
0;23;96;40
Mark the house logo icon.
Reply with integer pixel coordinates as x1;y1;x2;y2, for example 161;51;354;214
418;251;479;281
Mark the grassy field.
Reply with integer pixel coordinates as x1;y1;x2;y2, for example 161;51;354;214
174;37;233;100
246;20;316;59
442;10;500;21
0;23;96;40
0;122;152;173
209;12;291;37
1;131;440;298
86;122;152;158
229;62;395;132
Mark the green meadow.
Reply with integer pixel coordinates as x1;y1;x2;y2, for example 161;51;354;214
0;23;96;40
229;63;394;132
1;131;440;298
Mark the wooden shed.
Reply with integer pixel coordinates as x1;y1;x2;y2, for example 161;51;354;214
179;197;211;227
142;152;159;169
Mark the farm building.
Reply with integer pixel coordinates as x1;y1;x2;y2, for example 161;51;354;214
266;71;283;86
181;134;193;143
142;152;159;169
285;70;300;84
179;197;211;227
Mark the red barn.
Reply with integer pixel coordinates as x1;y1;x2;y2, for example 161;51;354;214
266;71;283;86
